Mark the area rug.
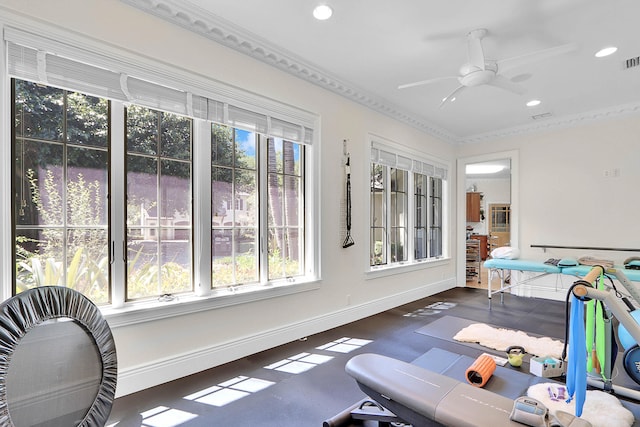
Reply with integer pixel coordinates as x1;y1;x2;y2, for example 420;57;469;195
527;383;634;427
453;322;564;359
415;315;563;358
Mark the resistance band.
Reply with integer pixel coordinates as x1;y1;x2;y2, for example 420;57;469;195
342;152;354;248
595;274;607;378
566;292;586;417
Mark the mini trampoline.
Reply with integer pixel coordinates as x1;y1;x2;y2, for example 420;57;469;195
0;286;117;426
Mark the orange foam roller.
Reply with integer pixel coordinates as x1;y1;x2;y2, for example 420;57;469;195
465;354;496;387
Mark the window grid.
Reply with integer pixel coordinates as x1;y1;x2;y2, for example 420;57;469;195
125;105;193;301
12;79;111;304
267;138;305;281
211;125;259;288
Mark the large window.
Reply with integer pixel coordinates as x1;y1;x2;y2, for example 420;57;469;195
370;140;447;268
11;77;313;306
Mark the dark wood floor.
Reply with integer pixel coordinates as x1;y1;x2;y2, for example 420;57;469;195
103;286;616;427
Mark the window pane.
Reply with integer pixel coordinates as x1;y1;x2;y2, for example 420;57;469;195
67;92;109;147
127;155;158;227
15;229;64;286
267;138;304;280
212;228;233;287
14;80;63;141
67;146;109;226
268;138;282;173
268;173;283;227
414;173;428;260
370;163;386;266
390;227;406;263
211;125;260;288
235;129;256;170
234;169;257;226
284;175;300;226
13;80;110;305
15;141;64;226
212;124;233;167
160;159;191;218
235;228;258;283
212;166;233;226
430;177;443;257
371;227;386;265
161;112;191;160
126;105;158;155
126;106;192;300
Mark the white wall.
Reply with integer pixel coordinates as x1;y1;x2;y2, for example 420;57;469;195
458;115;640;299
0;0;457;396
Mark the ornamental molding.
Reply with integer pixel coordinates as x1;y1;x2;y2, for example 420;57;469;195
121;0;640;145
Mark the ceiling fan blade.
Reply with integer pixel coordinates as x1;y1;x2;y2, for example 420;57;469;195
466;29;487;71
497;42;578;74
487;75;526;95
398;76;457;90
439;85;466;108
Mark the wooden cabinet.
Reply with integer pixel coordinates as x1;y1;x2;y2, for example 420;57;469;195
470;234;488;260
466;192;481;222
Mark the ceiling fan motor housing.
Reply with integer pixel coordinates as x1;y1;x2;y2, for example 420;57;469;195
459;62;497;86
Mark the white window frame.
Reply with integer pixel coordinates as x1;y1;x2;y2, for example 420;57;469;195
0;17;321;326
367;134;450;276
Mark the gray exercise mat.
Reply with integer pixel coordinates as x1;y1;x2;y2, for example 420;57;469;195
412;347;552;400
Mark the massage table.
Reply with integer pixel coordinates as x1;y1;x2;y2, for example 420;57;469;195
483;258;640;308
483;258;563;308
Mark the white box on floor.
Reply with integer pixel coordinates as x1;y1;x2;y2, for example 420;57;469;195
530;356;565;378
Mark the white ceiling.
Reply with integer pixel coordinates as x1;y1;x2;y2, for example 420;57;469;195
122;0;640;144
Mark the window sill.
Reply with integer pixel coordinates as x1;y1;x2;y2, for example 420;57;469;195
365;257;451;280
101;279;321;328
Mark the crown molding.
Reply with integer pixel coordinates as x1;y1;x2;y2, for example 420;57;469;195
119;0;458;143
120;0;640;146
459;101;640;144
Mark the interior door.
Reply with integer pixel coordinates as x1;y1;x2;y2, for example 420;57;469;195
488;203;510;251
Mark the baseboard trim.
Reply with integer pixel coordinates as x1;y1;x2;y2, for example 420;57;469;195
115;277;455;397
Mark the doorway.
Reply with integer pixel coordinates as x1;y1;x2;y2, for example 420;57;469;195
456;151;519;288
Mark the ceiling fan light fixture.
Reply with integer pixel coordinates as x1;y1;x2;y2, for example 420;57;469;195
526;99;541;107
595;46;617;58
313;4;333;20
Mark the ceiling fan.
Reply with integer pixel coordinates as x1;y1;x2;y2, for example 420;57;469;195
398;28;576;108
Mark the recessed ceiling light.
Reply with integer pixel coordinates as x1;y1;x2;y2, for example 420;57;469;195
526;99;541;107
595;46;617;58
313;4;333;20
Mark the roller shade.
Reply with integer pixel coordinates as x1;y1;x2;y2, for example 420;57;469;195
6;27;315;145
371;141;447;179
